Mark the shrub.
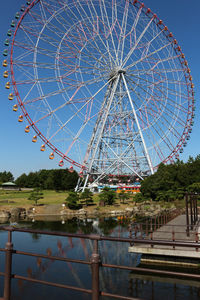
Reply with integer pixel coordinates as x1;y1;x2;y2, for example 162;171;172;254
65;192;81;210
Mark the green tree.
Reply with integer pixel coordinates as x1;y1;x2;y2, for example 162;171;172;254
98;187;116;206
53;169;63;191
28;188;44;205
15;168;79;190
0;171;14;183
133;193;145;203
15;173;28;187
65;192;81;210
43;171;54;189
79;188;94;206
187;182;200;194
175;188;185;200
118;190;129;204
26;172;40;188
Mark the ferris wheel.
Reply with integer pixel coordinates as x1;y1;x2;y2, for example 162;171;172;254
3;0;195;189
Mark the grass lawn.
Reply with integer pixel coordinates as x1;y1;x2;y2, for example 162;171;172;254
0;189;69;207
0;189;134;211
0;189;186;213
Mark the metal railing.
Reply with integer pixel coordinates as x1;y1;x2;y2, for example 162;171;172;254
1;226;200;300
129;208;200;245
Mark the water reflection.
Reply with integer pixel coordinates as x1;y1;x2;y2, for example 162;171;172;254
0;217;200;299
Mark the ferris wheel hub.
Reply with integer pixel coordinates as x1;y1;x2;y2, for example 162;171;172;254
109;67;126;79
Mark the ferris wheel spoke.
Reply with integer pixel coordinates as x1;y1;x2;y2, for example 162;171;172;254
141;28;166;57
58;28;110;69
31;86;83;126
12;46;35;62
126;74;189;116
122;5;143;52
47;77;114;142
115;0;129;65
17;25;37;47
145;102;185;137
20;67;107;104
13;59;67;70
99;0;119;65
19;23;63;51
122;15;154;68
125;77;185;141
143;54;182;73
83;0;115;66
133;102;173;161
62;103;103;159
62;122;88;158
70;0;116;65
14;40;61;60
125;41;173;71
151;120;178;152
128;67;187;77
139;107;177;154
144;97;185;140
76;48;109;70
145;125;167;162
12;62;35;83
20;82;38;105
130;71;187;88
24;83;81;104
126;73;189;111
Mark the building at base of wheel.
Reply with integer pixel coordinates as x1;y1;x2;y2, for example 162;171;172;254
88;182;141;193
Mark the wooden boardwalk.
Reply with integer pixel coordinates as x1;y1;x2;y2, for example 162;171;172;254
129;214;200;259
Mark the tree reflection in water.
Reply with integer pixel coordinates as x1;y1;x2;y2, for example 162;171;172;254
1;217;200;300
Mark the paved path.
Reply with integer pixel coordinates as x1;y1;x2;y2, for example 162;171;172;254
129;214;200;259
150;214;198;241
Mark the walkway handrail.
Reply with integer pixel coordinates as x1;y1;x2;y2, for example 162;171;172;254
0;226;200;300
1;225;200;248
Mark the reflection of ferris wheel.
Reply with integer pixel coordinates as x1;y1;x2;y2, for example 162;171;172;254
3;0;195;188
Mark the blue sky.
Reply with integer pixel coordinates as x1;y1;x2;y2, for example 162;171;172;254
0;0;199;180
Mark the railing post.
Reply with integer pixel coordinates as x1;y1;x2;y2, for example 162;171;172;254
190;194;193;230
150;231;153;248
154;216;156;231
185;193;190;237
145;219;148;237
134;226;138;238
172;229;175;250
195;232;199;252
128;224;134;246
3;229;13;300
194;197;198;224
91;239;100;300
140;224;143;238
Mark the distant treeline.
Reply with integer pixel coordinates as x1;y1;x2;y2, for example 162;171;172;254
0;169;79;191
16;169;79;190
0;171;14;184
1;155;200;197
140;155;200;201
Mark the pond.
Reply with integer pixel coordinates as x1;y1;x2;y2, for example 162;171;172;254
0;217;200;300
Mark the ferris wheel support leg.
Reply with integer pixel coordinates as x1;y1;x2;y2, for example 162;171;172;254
82;174;90;192
75;177;81;192
122;74;154;175
85;76;120;184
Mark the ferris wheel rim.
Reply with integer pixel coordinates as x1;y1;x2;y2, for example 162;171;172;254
6;0;195;172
